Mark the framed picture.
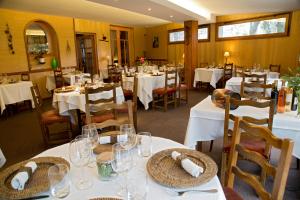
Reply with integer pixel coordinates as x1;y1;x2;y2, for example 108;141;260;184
152;36;159;48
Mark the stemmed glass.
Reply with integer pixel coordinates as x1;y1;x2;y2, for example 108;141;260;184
82;124;99;167
119;124;137;149
69;135;93;190
111;143;132;197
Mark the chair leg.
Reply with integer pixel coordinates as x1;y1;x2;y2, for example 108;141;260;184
152;94;156;110
174;93;177;108
164;94;167;112
186;89;189;104
196;141;203;152
297;158;300;170
221;152;227;186
209;140;214;152
178;89;181;106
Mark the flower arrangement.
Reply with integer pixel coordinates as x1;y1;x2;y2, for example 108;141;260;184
137;56;148;66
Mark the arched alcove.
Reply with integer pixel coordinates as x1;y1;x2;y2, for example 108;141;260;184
24;20;59;71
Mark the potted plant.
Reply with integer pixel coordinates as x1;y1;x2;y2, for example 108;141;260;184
33;45;48;64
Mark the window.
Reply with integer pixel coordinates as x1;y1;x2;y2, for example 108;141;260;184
216;13;290;40
198;24;210;41
168;29;184;43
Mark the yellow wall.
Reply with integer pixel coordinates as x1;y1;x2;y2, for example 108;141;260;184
145;10;300;75
133;27;146;59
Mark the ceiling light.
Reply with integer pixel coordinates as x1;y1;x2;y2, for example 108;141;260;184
170;15;173;18
167;0;211;20
148;8;152;11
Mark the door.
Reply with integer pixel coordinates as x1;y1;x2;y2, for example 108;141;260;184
76;33;98;75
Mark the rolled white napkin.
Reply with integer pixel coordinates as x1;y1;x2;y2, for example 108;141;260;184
99;134;128;144
11;161;37;190
171;151;203;178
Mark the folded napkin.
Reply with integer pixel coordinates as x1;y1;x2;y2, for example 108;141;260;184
99;134;128;144
11;161;37;190
171;151;203;178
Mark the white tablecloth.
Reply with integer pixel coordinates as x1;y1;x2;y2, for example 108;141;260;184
193;68;223;88
123;73;167;110
0;81;34;113
46;73;91;91
52;86;124;115
35;136;225;200
184;96;300;159
225;77;282;96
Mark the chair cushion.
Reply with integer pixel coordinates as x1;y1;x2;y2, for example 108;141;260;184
85;113;114;124
179;84;188;89
153;87;176;95
123;89;133;97
223;187;243;200
41;110;69;124
223;137;266;156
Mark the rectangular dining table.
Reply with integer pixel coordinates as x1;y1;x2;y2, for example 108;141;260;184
184;96;300;159
193;68;224;88
35;136;226;200
0;81;34;113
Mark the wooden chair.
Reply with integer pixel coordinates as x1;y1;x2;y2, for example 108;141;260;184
234;65;244;77
121;75;138;130
84;84;117;124
269;64;281;73
224;117;293;200
222;63;234;87
53;69;64;88
177;67;188;105
30;84;73;148
220;95;275;186
152;69;178;112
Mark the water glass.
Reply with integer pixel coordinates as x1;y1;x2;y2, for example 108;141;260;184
127;169;148;200
137;132;152;158
119;124;137;149
48;164;70;198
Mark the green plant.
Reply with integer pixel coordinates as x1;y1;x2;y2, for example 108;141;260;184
281;67;300;94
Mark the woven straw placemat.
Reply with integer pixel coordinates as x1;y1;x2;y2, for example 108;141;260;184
0;157;70;199
54;86;75;93
147;148;218;188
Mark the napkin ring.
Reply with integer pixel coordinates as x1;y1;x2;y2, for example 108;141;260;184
175;154;187;166
18;166;33;177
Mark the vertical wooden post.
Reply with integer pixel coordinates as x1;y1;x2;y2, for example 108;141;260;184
184;21;198;88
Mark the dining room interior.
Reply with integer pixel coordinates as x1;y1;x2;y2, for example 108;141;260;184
0;0;300;199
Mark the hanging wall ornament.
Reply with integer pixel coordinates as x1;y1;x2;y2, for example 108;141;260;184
4;24;15;54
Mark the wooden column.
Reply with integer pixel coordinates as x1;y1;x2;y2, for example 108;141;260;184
184;20;198;88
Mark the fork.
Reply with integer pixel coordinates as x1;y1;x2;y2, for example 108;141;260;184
175;189;218;196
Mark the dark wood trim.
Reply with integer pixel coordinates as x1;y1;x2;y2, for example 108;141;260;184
215;12;291;41
6;66;77;76
198;24;210;42
168;28;184;44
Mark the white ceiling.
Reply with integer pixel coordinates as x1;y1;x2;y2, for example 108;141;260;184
1;0;300;27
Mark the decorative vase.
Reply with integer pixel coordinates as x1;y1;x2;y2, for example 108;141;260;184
39;57;46;64
51;57;58;70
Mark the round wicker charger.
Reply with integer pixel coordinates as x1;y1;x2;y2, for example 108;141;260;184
54;86;75;93
90;198;122;200
147;148;218;188
0;157;70;200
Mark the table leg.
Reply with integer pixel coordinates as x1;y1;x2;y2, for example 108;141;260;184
196;141;203;152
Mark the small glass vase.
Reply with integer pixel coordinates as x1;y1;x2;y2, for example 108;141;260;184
51;57;58;70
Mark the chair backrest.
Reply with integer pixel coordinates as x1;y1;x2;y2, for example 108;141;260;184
269;64;281;73
224;63;234;79
234;65;244;77
21;73;30;81
53;69;64;88
30;84;43;117
164;69;177;91
224;95;275;156
227;117;294;200
177;66;186;84
199;62;208;68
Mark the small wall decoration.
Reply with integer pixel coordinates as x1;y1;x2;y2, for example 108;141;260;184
152;36;159;48
66;40;71;54
4;24;15;54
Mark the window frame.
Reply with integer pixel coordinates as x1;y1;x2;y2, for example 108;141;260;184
168;28;184;44
198;24;210;42
215;12;291;41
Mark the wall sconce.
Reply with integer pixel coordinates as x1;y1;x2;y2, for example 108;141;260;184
224;51;230;64
99;34;109;42
66;40;71;54
4;24;15;54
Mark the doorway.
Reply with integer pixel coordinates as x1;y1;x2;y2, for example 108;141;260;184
76;33;98;75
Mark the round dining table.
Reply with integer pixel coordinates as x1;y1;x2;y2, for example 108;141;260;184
36;136;225;200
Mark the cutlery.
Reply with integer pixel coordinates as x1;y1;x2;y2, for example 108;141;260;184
18;195;49;200
174;189;218;196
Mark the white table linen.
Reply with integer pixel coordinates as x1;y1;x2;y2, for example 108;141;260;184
35;136;225;200
46;73;91;91
0;81;34;113
193;68;223;88
184;96;300;159
52;86;124;116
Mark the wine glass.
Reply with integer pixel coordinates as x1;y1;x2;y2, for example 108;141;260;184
69;135;93;190
82;124;99;167
119;124;137;150
111;143;132;197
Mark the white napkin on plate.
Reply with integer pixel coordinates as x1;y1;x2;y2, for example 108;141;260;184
99;134;128;144
11;161;37;190
171;151;203;178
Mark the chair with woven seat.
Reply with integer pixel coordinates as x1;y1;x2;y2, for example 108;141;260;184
121;75;138;130
177;67;188;105
269;64;281;73
224;117;293;200
152;69;178;112
220;95;275;186
30;84;73;148
234;65;244;77
53;69;64;88
84;84;117;125
221;63;234;87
